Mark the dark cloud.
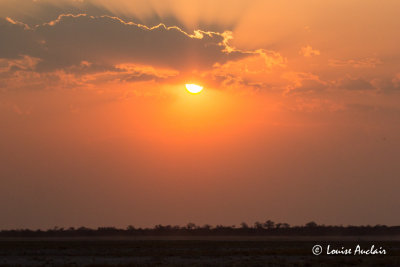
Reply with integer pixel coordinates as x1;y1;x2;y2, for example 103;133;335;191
122;73;160;83
0;18;37;59
0;0;240;32
0;14;246;75
371;76;400;94
282;72;327;95
286;79;327;95
338;77;375;91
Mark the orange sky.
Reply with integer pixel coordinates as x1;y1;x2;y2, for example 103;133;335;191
0;0;399;229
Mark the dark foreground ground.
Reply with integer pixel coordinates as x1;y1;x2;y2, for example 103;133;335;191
1;237;399;266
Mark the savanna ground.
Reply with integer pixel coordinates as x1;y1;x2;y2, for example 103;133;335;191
0;237;399;266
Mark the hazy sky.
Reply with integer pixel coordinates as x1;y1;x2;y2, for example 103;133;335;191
1;0;399;229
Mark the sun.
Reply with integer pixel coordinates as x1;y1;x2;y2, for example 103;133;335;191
185;84;203;94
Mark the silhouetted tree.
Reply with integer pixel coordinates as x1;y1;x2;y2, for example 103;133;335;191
281;223;290;228
154;225;164;230
186;223;196;230
305;221;318;228
264;220;275;229
202;224;212;230
240;222;249;229
254;221;264;229
126;225;135;231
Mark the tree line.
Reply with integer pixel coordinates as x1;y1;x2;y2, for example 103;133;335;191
1;221;399;237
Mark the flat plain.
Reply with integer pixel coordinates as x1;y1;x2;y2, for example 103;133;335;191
0;236;399;266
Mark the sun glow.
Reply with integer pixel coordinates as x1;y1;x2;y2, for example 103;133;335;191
185;84;203;94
